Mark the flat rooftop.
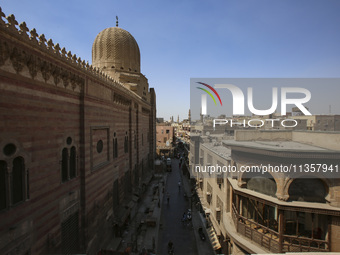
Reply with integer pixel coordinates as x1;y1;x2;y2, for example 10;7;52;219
223;140;338;153
202;142;231;159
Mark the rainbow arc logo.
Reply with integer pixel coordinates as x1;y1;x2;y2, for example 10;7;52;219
196;82;222;115
196;82;222;106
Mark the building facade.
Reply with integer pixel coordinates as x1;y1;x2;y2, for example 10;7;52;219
156;123;174;157
0;10;156;255
190;130;340;254
293;115;340;131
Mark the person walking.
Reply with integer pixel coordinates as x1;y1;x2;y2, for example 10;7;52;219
178;181;181;191
182;212;187;222
168;240;174;254
167;192;170;204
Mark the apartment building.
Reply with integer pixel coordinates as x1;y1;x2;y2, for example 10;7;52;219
190;130;340;254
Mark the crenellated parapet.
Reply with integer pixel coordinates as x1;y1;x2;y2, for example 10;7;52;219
0;8;141;101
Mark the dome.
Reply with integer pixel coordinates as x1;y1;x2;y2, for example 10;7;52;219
92;27;140;73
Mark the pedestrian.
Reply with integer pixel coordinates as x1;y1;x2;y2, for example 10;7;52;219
167;192;170;204
182;212;187;222
178;181;181;191
168;240;174;254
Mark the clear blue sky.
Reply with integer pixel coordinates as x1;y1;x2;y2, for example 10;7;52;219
2;0;340;121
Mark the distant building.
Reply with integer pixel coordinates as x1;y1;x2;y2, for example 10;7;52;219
156;123;175;157
0;11;156;255
156;117;164;123
293;115;340;131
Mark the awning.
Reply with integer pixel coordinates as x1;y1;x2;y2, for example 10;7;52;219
208;226;221;250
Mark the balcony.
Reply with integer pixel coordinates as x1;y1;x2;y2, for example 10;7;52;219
231;203;329;253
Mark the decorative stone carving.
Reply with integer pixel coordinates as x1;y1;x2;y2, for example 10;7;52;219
10;47;26;73
72;54;77;63
41;60;51;82
0;40;10;66
61;69;69;88
39;34;47;46
19;22;29;37
0;8;6;27
47;39;54;52
54;43;61;55
51;65;61;85
0;8;135;96
27;55;39;78
29;28;38;43
61;47;67;58
92;27;140;73
67;51;72;60
6;14;18;32
70;73;77;90
113;93;131;106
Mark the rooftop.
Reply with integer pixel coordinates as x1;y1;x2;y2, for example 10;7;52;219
223;140;336;153
202;142;231;160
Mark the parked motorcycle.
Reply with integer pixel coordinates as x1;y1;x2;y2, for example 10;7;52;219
186;209;192;220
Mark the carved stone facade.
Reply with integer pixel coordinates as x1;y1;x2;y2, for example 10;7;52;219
0;9;156;255
92;26;150;102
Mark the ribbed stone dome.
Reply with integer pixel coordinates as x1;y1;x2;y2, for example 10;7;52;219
92;27;140;73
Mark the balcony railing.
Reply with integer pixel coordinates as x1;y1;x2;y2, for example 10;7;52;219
232;204;280;252
282;234;329;253
231;203;329;253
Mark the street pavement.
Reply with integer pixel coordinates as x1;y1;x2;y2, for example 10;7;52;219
157;158;198;255
105;155;215;255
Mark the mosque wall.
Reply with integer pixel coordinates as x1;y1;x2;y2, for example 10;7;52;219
0;12;156;254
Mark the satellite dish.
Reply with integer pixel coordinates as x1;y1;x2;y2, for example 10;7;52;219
206;132;210;136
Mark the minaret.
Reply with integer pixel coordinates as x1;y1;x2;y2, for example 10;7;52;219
188;109;191;122
177;115;179;123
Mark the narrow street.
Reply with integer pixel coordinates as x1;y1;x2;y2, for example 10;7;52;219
157;158;198;255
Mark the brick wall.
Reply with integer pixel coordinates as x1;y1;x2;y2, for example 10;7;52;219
0;17;156;255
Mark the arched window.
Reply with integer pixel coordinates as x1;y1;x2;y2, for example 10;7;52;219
61;137;78;183
0;161;7;210
69;147;76;179
112;139;115;158
244;171;277;197
124;132;128;153
62;148;68;182
288;178;327;203
134;132;137;149
113;132;118;158
12;157;24;205
1;143;29;209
